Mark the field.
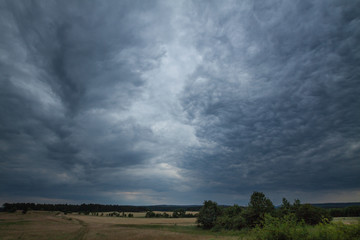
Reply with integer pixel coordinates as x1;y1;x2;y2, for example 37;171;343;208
332;217;360;225
1;211;359;240
0;211;239;240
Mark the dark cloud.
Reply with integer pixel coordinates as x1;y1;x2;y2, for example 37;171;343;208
180;0;360;203
1;0;359;205
0;0;166;202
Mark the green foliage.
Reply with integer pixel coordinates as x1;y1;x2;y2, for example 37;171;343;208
196;192;352;237
295;204;331;225
246;192;275;227
224;204;243;217
145;211;175;218
254;216;360;240
197;200;222;229
216;213;246;230
330;206;360;217
214;205;247;230
254;214;307;240
172;209;186;218
145;211;155;218
278;198;291;217
249;192;275;213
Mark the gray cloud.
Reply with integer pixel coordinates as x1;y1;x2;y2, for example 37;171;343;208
180;0;360;202
1;0;359;205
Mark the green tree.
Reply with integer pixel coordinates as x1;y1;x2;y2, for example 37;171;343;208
245;191;275;227
145;211;155;218
278;198;291;217
172;209;185;218
291;199;301;213
216;205;246;230
295;204;331;225
197;200;222;229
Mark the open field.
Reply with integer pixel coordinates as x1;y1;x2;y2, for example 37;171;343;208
0;211;239;240
72;213;197;225
332;217;360;225
1;211;359;240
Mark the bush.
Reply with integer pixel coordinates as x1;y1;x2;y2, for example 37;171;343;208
295;204;331;225
197;200;222;229
254;215;360;240
216;214;247;230
172;209;185;218
215;205;246;230
145;211;155;218
254;214;307;240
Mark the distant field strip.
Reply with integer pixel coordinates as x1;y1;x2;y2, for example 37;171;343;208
0;211;235;240
71;214;197;225
332;217;360;225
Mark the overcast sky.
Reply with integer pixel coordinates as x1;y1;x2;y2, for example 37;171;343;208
1;0;359;206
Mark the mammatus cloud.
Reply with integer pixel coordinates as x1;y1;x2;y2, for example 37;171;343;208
1;0;359;205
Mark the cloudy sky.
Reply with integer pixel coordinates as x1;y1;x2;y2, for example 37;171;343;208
1;0;359;206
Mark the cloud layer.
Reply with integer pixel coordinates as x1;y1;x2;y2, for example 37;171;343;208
1;0;359;205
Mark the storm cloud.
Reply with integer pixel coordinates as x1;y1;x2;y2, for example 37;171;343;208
1;0;359;205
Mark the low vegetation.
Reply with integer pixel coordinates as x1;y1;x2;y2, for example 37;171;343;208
196;192;360;240
253;214;360;240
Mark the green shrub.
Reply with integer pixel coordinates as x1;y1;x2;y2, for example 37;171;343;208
216;214;247;230
197;200;222;229
295;204;332;225
214;205;246;230
172;209;185;218
254;214;307;240
254;215;360;240
145;211;155;218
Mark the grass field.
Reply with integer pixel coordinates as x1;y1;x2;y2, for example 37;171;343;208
332;217;360;225
1;211;359;240
0;211;239;240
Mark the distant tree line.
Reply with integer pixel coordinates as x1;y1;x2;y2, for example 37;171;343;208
145;209;198;218
1;203;203;214
2;203;148;214
196;192;348;230
328;206;360;217
145;205;202;211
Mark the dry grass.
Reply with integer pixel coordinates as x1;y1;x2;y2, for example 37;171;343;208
332;217;360;225
0;211;239;240
0;211;84;240
72;214;197;225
